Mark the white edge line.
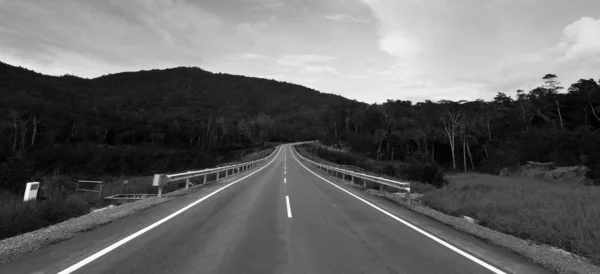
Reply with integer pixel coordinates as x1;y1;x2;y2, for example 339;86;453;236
286;195;292;218
289;147;506;274
58;146;283;274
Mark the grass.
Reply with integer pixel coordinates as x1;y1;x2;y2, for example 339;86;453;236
297;144;446;188
0;189;97;241
295;145;439;194
0;145;277;241
296;144;600;264
422;173;600;264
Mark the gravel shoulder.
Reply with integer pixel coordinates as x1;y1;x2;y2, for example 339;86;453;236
316;169;600;274
294;145;600;274
0;175;235;264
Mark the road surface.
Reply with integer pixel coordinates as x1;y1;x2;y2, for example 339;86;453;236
0;144;550;274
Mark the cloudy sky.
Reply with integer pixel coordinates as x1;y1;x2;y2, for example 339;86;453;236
1;0;599;103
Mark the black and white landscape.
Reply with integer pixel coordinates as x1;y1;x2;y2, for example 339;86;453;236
1;1;599;273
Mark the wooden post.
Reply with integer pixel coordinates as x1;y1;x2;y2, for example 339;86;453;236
123;180;128;194
158;186;163;198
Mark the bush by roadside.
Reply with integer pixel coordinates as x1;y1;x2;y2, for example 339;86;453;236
422;173;600;265
0;145;277;242
298;143;446;189
0;190;98;241
297;144;600;269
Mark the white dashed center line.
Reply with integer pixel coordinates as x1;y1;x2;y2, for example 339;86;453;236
286;196;292;218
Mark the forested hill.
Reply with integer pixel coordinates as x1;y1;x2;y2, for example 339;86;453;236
0;61;361;191
2;60;600;193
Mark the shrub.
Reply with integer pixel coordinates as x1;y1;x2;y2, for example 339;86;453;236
398;161;446;188
0;156;32;194
410;181;437;194
422;175;600;264
300;144;446;188
0;192;47;239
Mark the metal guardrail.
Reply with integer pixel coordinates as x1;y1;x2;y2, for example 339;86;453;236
291;143;412;205
76;180;104;196
152;145;280;197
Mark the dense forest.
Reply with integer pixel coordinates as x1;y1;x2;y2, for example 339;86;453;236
0;61;359;194
316;74;600;184
1;60;599;195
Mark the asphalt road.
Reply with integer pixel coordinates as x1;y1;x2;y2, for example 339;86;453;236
0;144;551;274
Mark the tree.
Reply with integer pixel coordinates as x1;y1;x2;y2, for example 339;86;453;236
543;74;565;130
440;101;461;169
515;89;530;130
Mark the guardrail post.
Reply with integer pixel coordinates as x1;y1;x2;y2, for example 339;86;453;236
203;175;207;184
185;178;190;190
153;174;168;198
216;172;220;180
406;188;411;206
226;169;229;177
363;179;367;188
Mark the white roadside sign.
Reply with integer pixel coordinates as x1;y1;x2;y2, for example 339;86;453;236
24;181;40;201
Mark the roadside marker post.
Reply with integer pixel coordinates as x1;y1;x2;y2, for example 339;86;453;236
23;182;40;202
152;174;169;198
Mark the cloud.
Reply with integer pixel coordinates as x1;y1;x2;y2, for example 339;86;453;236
248;0;287;10
379;30;421;59
236;53;268;59
487;16;600;93
484;0;517;7
277;54;335;65
304;66;340;74
325;14;369;22
276;54;339;75
0;0;225;77
559;17;600;63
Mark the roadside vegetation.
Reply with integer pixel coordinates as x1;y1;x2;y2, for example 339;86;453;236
297;143;600;265
295;144;440;194
0;145;275;241
3;61;600;259
424;173;600;264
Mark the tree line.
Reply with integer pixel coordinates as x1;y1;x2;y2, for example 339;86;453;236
0;61;355;193
315;74;600;184
1;59;599;194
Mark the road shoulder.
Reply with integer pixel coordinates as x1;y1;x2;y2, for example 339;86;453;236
293;156;600;274
0;167;260;265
